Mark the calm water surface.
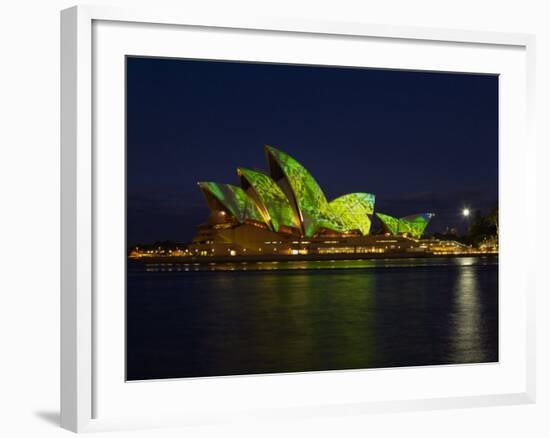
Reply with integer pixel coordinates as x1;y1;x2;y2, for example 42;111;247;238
127;256;498;380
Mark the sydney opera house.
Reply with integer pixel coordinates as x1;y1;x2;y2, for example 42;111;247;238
189;146;434;258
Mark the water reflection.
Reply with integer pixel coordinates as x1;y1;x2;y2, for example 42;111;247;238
127;256;498;380
449;267;482;362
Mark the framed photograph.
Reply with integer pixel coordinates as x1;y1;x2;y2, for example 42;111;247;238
61;5;536;432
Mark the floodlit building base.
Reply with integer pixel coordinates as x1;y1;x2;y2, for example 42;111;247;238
187;223;429;258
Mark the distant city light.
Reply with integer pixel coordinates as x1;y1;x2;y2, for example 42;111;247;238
462;208;471;217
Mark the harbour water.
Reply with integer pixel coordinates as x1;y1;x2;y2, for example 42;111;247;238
127;256;498;380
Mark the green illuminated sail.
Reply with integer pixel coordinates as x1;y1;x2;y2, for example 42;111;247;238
329;193;375;235
376;212;433;238
400;213;434;238
376;213;401;235
198;182;265;224
197;146;432;240
237;168;301;232
265;145;344;237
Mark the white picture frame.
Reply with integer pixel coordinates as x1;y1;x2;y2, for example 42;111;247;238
60;4;536;433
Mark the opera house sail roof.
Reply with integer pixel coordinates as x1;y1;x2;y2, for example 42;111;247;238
376;212;434;239
198;182;265;224
197;145;433;239
237;167;301;232
329;193;375;236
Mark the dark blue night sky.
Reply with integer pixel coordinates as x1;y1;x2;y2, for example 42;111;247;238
127;57;498;244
